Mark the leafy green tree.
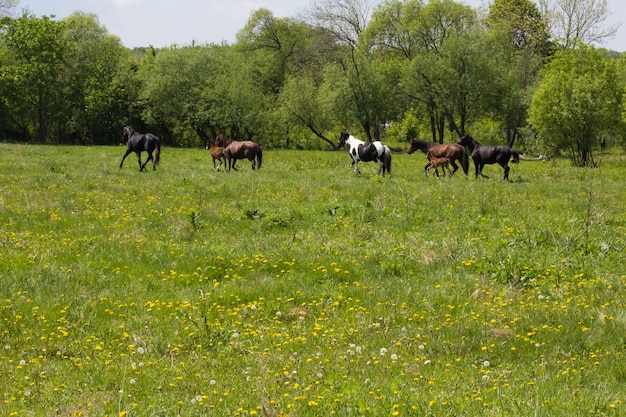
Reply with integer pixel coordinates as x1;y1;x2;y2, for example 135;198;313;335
529;46;623;166
61;12;136;144
140;44;272;146
367;0;491;142
0;13;67;142
237;9;342;146
487;0;551;146
308;0;397;141
278;74;338;148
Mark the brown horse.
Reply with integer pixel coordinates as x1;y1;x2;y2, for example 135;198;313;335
407;139;468;178
216;134;262;171
205;139;225;171
425;151;452;178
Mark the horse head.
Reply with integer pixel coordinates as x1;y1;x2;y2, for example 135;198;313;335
337;132;350;149
407;139;429;155
122;126;134;143
459;134;473;147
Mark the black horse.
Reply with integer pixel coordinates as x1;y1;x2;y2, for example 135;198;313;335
458;134;520;181
119;126;161;171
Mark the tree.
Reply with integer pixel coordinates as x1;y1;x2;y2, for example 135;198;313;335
237;9;342;147
308;0;376;49
0;0;16;17
529;46;623;166
308;0;398;141
61;12;135;144
487;0;551;146
538;0;620;50
0;13;68;142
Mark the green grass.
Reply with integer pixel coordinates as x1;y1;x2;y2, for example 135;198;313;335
0;144;624;416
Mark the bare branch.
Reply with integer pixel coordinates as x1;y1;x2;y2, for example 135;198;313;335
539;0;621;49
306;0;376;48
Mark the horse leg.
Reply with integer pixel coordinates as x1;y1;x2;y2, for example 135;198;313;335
136;152;146;171
503;164;510;181
479;164;489;179
423;162;431;178
119;149;133;169
231;159;239;171
352;159;360;174
449;160;459;178
140;152;154;172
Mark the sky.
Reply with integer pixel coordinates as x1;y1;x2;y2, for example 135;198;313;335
14;0;626;52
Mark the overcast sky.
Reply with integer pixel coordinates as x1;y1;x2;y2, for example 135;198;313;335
14;0;625;52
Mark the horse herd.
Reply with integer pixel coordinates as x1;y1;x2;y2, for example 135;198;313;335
120;126;521;180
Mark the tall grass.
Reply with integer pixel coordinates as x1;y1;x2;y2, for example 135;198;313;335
0;144;624;416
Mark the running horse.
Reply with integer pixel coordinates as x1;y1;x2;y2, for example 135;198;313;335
458;134;520;181
337;132;392;176
119;126;161;171
425;151;452;179
216;134;262;171
205;138;225;171
407;139;468;178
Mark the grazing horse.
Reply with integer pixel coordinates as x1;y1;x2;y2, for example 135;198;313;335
425;151;452;178
205;139;225;171
337;132;392;176
407;139;468;178
216;134;262;171
119;126;161;171
459;134;520;181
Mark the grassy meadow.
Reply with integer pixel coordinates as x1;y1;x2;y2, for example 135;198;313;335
0;143;625;416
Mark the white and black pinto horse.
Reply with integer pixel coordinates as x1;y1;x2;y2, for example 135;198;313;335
337;132;392;176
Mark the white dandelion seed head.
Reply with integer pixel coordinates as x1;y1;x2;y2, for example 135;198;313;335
391;354;398;361
483;360;490;367
380;347;388;356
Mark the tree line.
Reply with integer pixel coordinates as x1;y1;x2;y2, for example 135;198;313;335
1;0;625;166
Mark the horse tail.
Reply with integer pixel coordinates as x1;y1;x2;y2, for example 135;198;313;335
255;144;262;169
384;146;392;175
154;138;161;166
460;145;469;177
511;149;520;163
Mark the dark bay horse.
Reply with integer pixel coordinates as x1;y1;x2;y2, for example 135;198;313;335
459;134;520;181
407;139;468;178
120;126;161;171
205;139;225;171
337;132;392;176
216;134;262;171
